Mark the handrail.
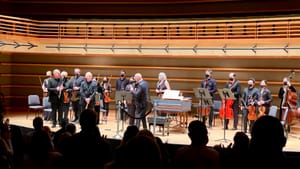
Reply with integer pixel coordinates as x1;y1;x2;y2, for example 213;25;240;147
1;15;300;40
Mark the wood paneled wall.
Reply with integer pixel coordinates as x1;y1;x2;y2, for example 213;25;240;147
1;52;299;110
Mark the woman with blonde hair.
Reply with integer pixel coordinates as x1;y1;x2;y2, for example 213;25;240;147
155;72;171;97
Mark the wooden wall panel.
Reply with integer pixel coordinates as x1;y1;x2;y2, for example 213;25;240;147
1;52;300;110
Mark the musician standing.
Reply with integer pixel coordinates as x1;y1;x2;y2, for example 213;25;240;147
68;68;84;122
278;77;297;121
241;78;260;133
42;70;52;97
60;70;71;123
101;76;112;123
116;70;130;91
225;72;241;130
47;69;64;128
257;80;272;116
155;72;171;97
200;69;217;128
116;70;130;121
80;72;97;111
125;76;136;126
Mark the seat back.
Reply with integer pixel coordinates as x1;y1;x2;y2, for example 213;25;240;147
42;97;51;108
268;105;278;118
213;100;222;112
28;95;41;106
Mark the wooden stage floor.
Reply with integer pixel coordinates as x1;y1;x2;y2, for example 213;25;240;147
4;110;300;152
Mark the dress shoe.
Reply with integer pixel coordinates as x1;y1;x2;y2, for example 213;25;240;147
72;118;78;122
51;124;56;128
232;127;237;130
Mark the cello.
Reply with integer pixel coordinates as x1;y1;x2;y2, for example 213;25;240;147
219;98;234;119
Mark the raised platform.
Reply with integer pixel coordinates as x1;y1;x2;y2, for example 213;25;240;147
3;109;300;152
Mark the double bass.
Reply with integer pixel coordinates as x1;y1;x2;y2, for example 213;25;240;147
282;70;298;125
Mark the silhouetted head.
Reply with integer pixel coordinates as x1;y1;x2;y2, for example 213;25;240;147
79;109;97;129
33;116;43;130
250;115;286;153
188;120;208;145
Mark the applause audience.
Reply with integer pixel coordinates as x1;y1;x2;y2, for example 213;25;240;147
173;120;220;169
63;109;113;169
4;105;300;169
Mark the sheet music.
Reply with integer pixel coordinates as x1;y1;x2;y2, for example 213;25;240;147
162;90;184;100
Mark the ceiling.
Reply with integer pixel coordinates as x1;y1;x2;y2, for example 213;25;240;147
1;0;300;20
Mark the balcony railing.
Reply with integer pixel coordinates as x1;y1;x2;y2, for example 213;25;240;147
1;15;300;40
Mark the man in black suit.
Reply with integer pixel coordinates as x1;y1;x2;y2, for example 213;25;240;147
47;69;64;128
130;73;150;129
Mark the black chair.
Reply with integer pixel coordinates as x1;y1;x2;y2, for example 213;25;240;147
212;100;222;126
27;95;43;119
42;96;52;121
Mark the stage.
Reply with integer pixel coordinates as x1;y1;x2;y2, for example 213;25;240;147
4;110;300;152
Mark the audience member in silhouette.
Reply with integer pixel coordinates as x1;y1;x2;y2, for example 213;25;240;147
22;129;63;169
155;136;172;169
64;109;113;169
173;120;220;169
114;125;139;160
0;118;14;169
52;118;69;150
247;115;288;169
105;125;139;169
214;131;249;169
53;123;76;157
23;116;44;152
120;134;162;169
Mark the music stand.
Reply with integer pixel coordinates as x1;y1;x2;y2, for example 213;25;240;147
215;88;235;143
193;88;212;121
114;91;132;139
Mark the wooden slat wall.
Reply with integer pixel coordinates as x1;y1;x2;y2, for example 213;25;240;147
1;52;299;110
1;15;300;111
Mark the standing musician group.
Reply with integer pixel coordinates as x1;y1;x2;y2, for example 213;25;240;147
41;68;298;134
43;68;102;128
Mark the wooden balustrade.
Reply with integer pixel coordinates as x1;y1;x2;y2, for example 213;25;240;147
2;15;300;40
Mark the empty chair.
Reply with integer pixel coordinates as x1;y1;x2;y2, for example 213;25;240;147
268;105;278;118
42;96;52;121
212;100;222;126
27;95;43;119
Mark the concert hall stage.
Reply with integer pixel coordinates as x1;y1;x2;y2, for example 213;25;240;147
5;110;300;152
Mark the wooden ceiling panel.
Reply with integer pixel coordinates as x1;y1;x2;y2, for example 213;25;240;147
1;0;300;19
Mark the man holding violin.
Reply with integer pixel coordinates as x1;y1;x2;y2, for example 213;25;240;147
241;78;260;133
257;80;272;117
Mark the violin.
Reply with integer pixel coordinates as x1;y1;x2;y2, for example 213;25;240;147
103;75;112;103
247;95;257;120
63;90;70;103
104;91;111;103
257;106;266;118
248;105;257;120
